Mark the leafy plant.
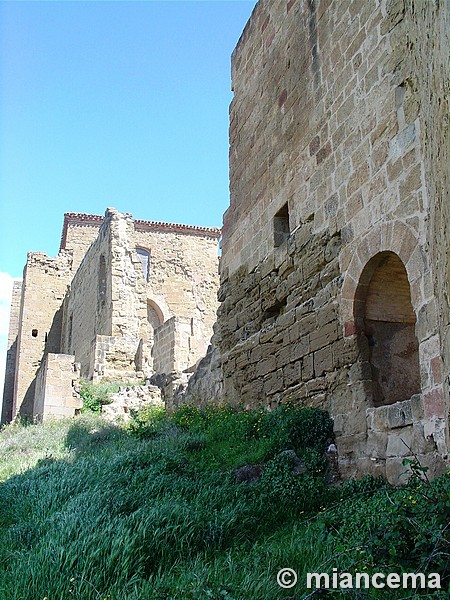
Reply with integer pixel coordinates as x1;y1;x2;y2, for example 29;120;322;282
1;404;448;599
127;404;168;438
79;381;121;413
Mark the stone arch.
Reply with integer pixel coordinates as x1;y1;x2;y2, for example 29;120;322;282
147;299;163;336
354;251;421;406
341;221;422;335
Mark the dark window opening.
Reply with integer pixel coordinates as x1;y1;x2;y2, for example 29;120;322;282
355;252;420;407
273;203;290;247
136;248;151;282
31;329;38;338
263;297;287;322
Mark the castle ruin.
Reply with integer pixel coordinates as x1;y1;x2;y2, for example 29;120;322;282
2;0;449;485
186;0;449;483
2;209;220;423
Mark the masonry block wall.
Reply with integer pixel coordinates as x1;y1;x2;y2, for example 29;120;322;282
11;251;73;419
60;211;220;382
34;353;82;420
153;318;177;375
134;223;220;363
60;213;115;377
2;208;220;422
187;0;449;482
1;282;23;424
153;316;197;375
61;209;150;380
60;213;104;272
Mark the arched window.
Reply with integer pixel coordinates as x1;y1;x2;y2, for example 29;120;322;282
136;248;151;282
355;252;420;406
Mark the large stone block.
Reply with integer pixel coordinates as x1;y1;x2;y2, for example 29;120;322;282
314;346;333;376
385;457;410;486
386;426;413;458
366;430;388;458
387;400;413;429
309;321;338;352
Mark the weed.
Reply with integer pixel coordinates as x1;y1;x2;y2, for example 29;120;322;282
0;405;448;599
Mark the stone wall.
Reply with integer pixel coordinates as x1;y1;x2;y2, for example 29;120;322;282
34;353;82;420
2;207;220;422
186;0;449;482
60;213;115;378
89;335;144;382
133;224;220;364
1;281;22;424
60;213;104;272
153;319;177;375
153;316;197;376
188;223;348;407
61;209;152;381
111;212;149;344
12;251;73;419
408;0;450;438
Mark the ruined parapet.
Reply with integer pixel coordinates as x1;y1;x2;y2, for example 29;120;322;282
102;383;163;422
34;353;82;420
109;209;149;343
60;212;104;272
153;316;199;374
90;334;145;383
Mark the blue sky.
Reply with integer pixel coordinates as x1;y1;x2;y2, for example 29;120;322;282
0;0;258;392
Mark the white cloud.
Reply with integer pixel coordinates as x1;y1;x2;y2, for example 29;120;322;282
0;272;19;397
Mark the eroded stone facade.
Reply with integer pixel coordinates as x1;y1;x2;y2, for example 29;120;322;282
186;0;449;482
2;209;220;423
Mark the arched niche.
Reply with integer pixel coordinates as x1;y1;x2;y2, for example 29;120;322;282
147;299;163;336
355;251;421;406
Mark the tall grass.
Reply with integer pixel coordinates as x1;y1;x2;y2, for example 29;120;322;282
0;405;448;599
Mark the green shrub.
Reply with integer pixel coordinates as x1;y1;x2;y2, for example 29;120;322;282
127;404;168;438
240;404;334;456
3;402;446;598
322;470;450;586
260;451;328;514
79;380;121;413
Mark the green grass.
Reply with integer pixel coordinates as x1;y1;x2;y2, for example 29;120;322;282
0;404;448;599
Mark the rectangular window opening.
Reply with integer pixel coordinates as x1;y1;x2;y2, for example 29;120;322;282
273;203;290;247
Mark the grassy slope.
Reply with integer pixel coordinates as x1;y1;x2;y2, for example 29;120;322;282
0;407;448;600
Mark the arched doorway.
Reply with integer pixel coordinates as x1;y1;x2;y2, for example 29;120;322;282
354;252;420;406
147;300;163;337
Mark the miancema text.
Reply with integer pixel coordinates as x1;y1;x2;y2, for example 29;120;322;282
307;570;441;590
